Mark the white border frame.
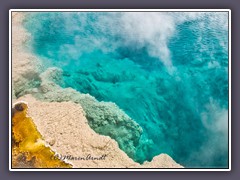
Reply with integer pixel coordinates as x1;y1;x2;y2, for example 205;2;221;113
9;9;231;171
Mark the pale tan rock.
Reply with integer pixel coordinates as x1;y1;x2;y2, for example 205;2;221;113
12;12;41;98
15;95;182;168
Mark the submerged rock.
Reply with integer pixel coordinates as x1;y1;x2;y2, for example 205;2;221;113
32;67;143;160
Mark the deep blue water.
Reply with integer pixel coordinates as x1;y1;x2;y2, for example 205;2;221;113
24;12;229;168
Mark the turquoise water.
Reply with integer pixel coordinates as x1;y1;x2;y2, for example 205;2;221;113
24;12;229;168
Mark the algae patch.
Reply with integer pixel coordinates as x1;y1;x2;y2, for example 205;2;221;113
12;102;72;168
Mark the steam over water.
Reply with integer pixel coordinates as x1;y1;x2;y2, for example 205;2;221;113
24;12;229;168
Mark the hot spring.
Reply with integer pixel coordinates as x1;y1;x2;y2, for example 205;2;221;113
23;11;229;168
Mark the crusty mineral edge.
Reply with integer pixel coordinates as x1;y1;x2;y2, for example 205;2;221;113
12;12;183;168
14;95;183;168
12;12;35;78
